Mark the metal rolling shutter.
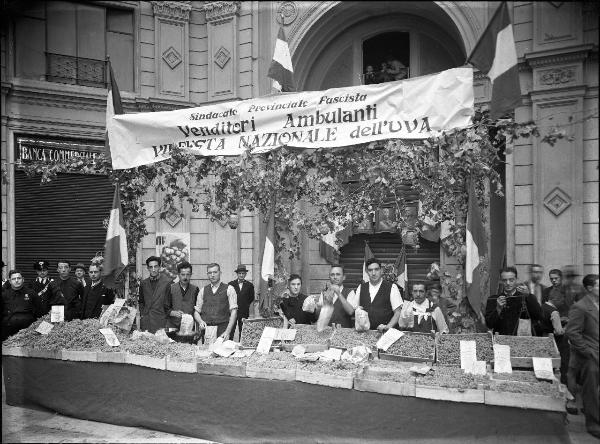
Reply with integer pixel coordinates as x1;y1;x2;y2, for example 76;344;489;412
339;233;440;292
14;171;114;282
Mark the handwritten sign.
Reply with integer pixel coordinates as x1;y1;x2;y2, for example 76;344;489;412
274;328;296;341
50;305;64;323
460;340;477;371
35;321;54;335
100;328;120;347
376;329;404;351
467;360;487;375
256;326;276;354
493;344;513;373
533;357;555;381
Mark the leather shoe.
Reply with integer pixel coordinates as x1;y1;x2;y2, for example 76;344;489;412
565;400;578;415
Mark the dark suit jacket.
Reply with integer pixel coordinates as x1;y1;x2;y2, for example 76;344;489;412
81;281;115;319
566;294;599;363
485;290;542;335
228;279;255;318
139;274;172;333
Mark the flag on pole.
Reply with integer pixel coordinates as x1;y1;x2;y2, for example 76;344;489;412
267;26;295;92
102;185;128;288
467;2;521;119
259;206;275;314
362;241;375;282
465;180;487;314
395;244;408;291
105;59;123;160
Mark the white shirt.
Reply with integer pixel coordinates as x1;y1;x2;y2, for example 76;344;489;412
399;299;449;333
348;280;403;311
195;282;238;313
317;285;354;307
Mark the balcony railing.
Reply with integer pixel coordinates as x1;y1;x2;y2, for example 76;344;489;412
46;53;106;88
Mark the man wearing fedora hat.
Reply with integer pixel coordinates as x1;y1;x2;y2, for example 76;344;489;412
228;265;255;340
32;260;65;318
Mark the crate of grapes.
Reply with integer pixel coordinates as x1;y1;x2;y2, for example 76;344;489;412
280;324;333;352
492;334;561;369
378;332;435;363
485;372;565;411
435;332;494;366
329;327;380;352
239;317;284;349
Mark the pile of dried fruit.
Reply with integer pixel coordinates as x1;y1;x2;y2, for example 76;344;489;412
363;360;415;382
329;328;380;350
383;333;435;359
240;317;283;347
492;370;541;384
247;352;297;370
436;333;494;365
286;324;334;346
163;342;198;362
298;359;361;376
418;365;490;389
494;335;559;358
3;316;51;347
121;337;170;357
489;380;561;397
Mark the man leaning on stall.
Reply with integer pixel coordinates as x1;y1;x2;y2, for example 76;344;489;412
348;258;403;331
485;266;542;335
194;263;238;339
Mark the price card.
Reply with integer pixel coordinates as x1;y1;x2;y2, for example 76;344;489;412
467;360;487;375
533;357;556;381
35;321;54;335
99;328;120;347
113;298;126;308
493;344;513;373
274;328;297;341
460;340;477;370
319;347;343;362
256;326;276;354
376;329;404;351
50;305;64;323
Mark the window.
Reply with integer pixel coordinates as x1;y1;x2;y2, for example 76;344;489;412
362;32;410;85
45;2;133;90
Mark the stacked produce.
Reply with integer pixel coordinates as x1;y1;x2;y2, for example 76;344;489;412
494;335;559;358
363;360;415;383
329;328;380;350
247;351;297;370
163;342;199;362
418;366;490;389
383;333;435;360
240;317;283;347
285;324;334;346
489;379;561;397
436;333;494;365
121;336;171;357
297;359;362;376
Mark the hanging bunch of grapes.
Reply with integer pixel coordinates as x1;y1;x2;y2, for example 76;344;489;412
160;239;188;279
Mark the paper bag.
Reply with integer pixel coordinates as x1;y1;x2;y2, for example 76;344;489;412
204;325;218;346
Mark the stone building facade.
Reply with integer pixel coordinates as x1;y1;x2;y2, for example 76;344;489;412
1;1;597;297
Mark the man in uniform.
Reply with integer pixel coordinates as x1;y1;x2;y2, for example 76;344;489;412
227;265;255;340
31;260;64;318
314;265;354;328
74;263;90;289
399;282;448;333
56;260;83;321
485;266;542;335
164;261;199;330
194;263;238;339
1;270;36;340
348;258;404;331
139;256;172;333
81;262;115;319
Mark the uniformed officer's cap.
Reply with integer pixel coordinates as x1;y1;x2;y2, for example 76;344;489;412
33;260;50;271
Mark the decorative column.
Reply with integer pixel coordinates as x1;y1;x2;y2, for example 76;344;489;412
203;1;241;101
151;1;191;101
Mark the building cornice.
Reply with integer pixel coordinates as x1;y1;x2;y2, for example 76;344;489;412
202;1;241;24
151;1;192;22
525;44;596;68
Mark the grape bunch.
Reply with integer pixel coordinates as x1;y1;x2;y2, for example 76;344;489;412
160;241;187;279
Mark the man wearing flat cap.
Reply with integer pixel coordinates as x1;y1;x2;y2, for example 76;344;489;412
227;265;255;340
32;261;65;318
74;263;90;289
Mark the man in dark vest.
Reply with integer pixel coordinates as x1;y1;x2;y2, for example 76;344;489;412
81;263;115;319
314;265;354;328
31;260;64;318
56;260;83;321
194;263;238;339
348;258;404;331
164;261;199;330
398;282;448;333
139;256;172;333
227;265;254;340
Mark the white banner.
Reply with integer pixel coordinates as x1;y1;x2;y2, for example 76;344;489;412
108;67;474;170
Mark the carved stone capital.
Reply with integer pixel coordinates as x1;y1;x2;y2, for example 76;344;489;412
203;1;241;24
151;1;192;22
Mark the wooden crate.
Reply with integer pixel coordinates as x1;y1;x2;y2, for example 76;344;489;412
295;370;354;389
354;369;416;397
239;317;283;348
62;350;98;362
166;357;197;373
126;353;166;370
96;351;126;364
1;346;28;357
492;334;561;369
484;390;564;412
246;366;296;381
378;332;435;364
197;360;247;377
435;332;495;366
27;348;62;360
415;384;485;404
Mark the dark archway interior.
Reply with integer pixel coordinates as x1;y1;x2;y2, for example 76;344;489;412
362;32;410;72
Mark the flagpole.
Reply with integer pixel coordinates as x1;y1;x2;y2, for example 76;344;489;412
465;1;507;63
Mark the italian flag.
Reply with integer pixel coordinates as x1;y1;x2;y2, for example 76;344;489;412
465;181;487;314
267;27;295;92
467;2;521;119
102;186;128;288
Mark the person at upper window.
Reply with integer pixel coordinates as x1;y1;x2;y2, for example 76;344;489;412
399;282;448;333
485;266;542;336
348;258;403;332
383;54;407;81
279;274;316;328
